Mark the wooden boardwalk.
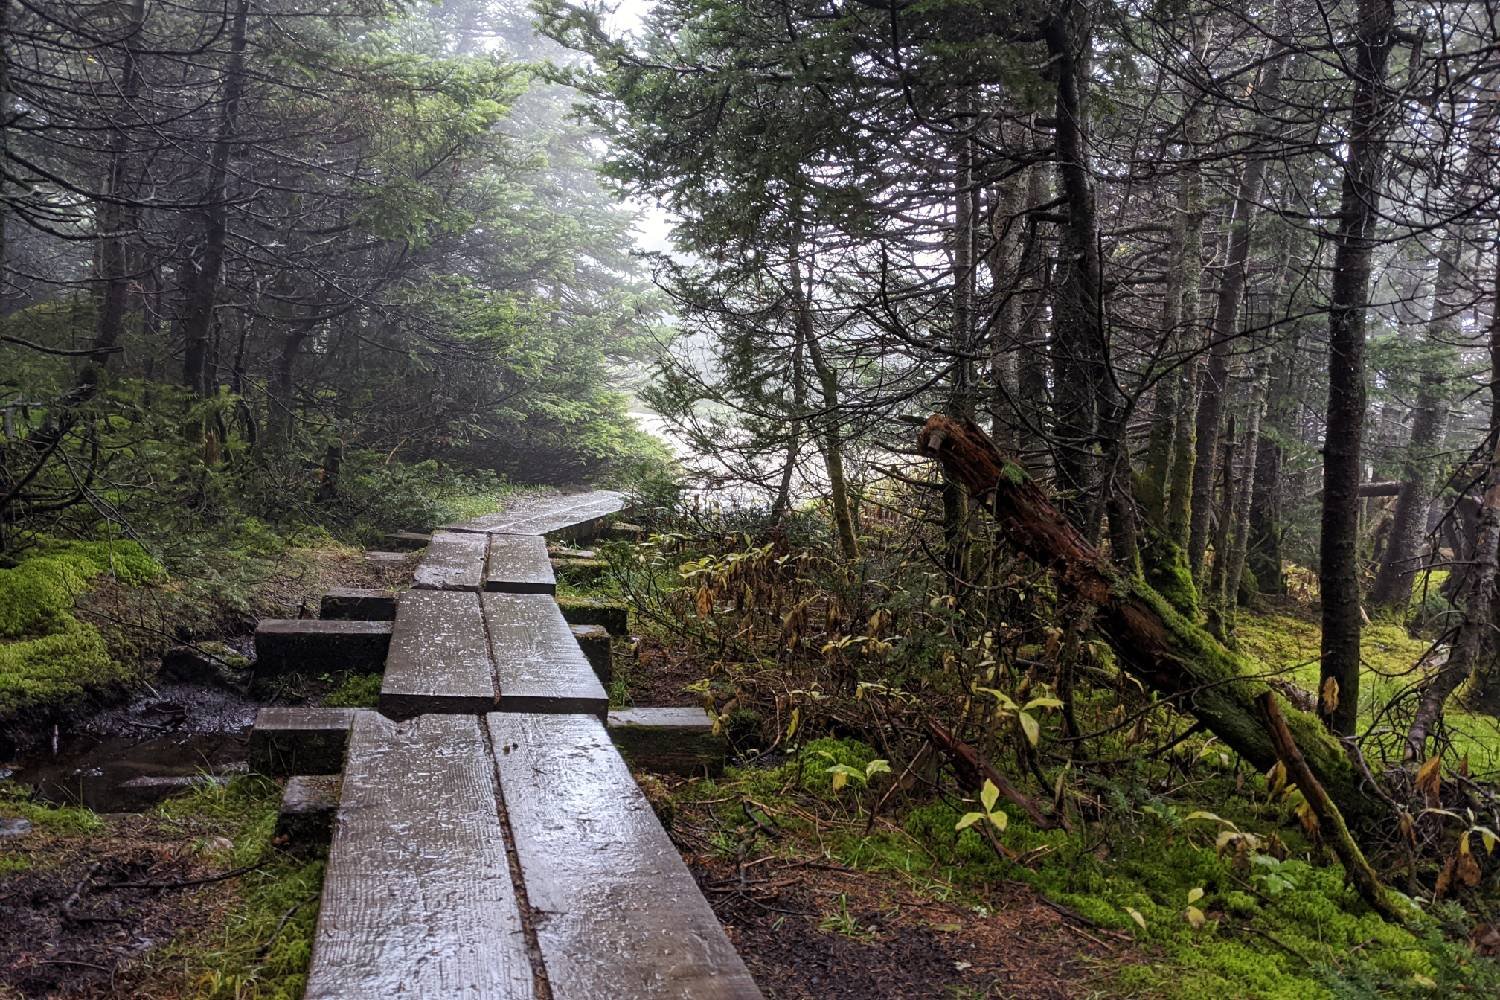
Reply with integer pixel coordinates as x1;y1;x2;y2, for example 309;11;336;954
291;492;761;998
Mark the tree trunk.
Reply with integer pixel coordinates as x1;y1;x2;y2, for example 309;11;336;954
1186;47;1287;577
771;333;806;524
791;251;858;559
1369;244;1460;612
1320;0;1397;737
1222;360;1271;627
1407;248;1500;752
90;0;147;393
180;0;250;396
1043;10;1107;536
916;414;1384;830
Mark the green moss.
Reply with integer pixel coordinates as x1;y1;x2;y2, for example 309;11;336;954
1142;536;1200;620
0;538;163;727
0;783;105;834
155;777;323;999
322;672;382;708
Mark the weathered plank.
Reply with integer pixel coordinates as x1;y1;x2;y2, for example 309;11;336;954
446;490;626;539
412;530;488;592
276;774;341;847
249;706;357;776
305;713;535;1000
484;534;556;595
253;620;391;675
482;592;607;716
380;589;496;718
384;530;431;551
570;623;612;684
487;712;762;999
319;588;397;621
608;707;726;777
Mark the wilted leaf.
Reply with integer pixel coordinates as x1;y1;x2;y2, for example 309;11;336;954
1320;676;1339;715
1184;905;1206;929
865;759;891;779
1416;755;1442;805
1459;850;1482;888
1125;907;1147;931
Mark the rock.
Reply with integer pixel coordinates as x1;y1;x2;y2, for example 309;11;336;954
161;641;251;689
0;817;32;839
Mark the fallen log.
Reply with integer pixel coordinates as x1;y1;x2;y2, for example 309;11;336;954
1258;692;1411;924
916;414;1385;829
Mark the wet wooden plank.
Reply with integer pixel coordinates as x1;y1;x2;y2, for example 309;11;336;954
253;620;392;675
484;534;556;595
446;490;626;538
608;707;726;777
412;530;488;592
482;592;607;716
305;713;536;1000
250;706;357;776
319;588;397;621
487;713;762;999
380;589;496;718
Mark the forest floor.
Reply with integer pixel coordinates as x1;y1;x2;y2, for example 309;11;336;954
6;502;1500;997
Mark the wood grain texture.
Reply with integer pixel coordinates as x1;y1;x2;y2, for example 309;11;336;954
305;712;536;1000
446;490;625;538
412;530;489;592
253;619;392;674
484;534;556;595
487;712;762;999
380;589;497;718
482;592;607;716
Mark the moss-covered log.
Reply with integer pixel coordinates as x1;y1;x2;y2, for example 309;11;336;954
916;414;1386;829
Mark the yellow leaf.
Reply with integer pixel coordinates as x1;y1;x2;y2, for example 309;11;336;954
1184;905;1205;929
1416;755;1442;804
1125;907;1147;931
786;706;800;740
980;779;1000;813
987;809;1008;832
955;811;983;831
1186;887;1204;905
1320;677;1339;715
1018;711;1040;747
831;769;848;792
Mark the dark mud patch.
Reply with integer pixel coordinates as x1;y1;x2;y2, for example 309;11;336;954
0;817;219;998
627;635;707;706
689;854;1113;999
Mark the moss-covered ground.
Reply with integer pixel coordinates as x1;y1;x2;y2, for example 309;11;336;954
669;734;1500;998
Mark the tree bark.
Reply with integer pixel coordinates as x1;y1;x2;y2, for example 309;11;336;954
1043;10;1107;536
792;251;858;559
916;414;1384;830
1369;243;1460;612
180;0;250;396
1320;0;1397;737
1186;46;1288;577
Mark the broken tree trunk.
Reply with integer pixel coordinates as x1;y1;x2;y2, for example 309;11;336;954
915;414;1385;829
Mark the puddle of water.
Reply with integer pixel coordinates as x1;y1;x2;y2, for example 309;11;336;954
4;682;261;812
8;729;251;812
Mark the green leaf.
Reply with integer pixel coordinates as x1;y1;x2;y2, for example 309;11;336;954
1018;711;1040;747
865;759;891;778
955;811;984;831
1186;887;1204;905
1024;696;1064;711
987;809;1008;832
980;779;999;813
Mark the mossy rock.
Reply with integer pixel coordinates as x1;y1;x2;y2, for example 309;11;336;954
556;595;628;635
